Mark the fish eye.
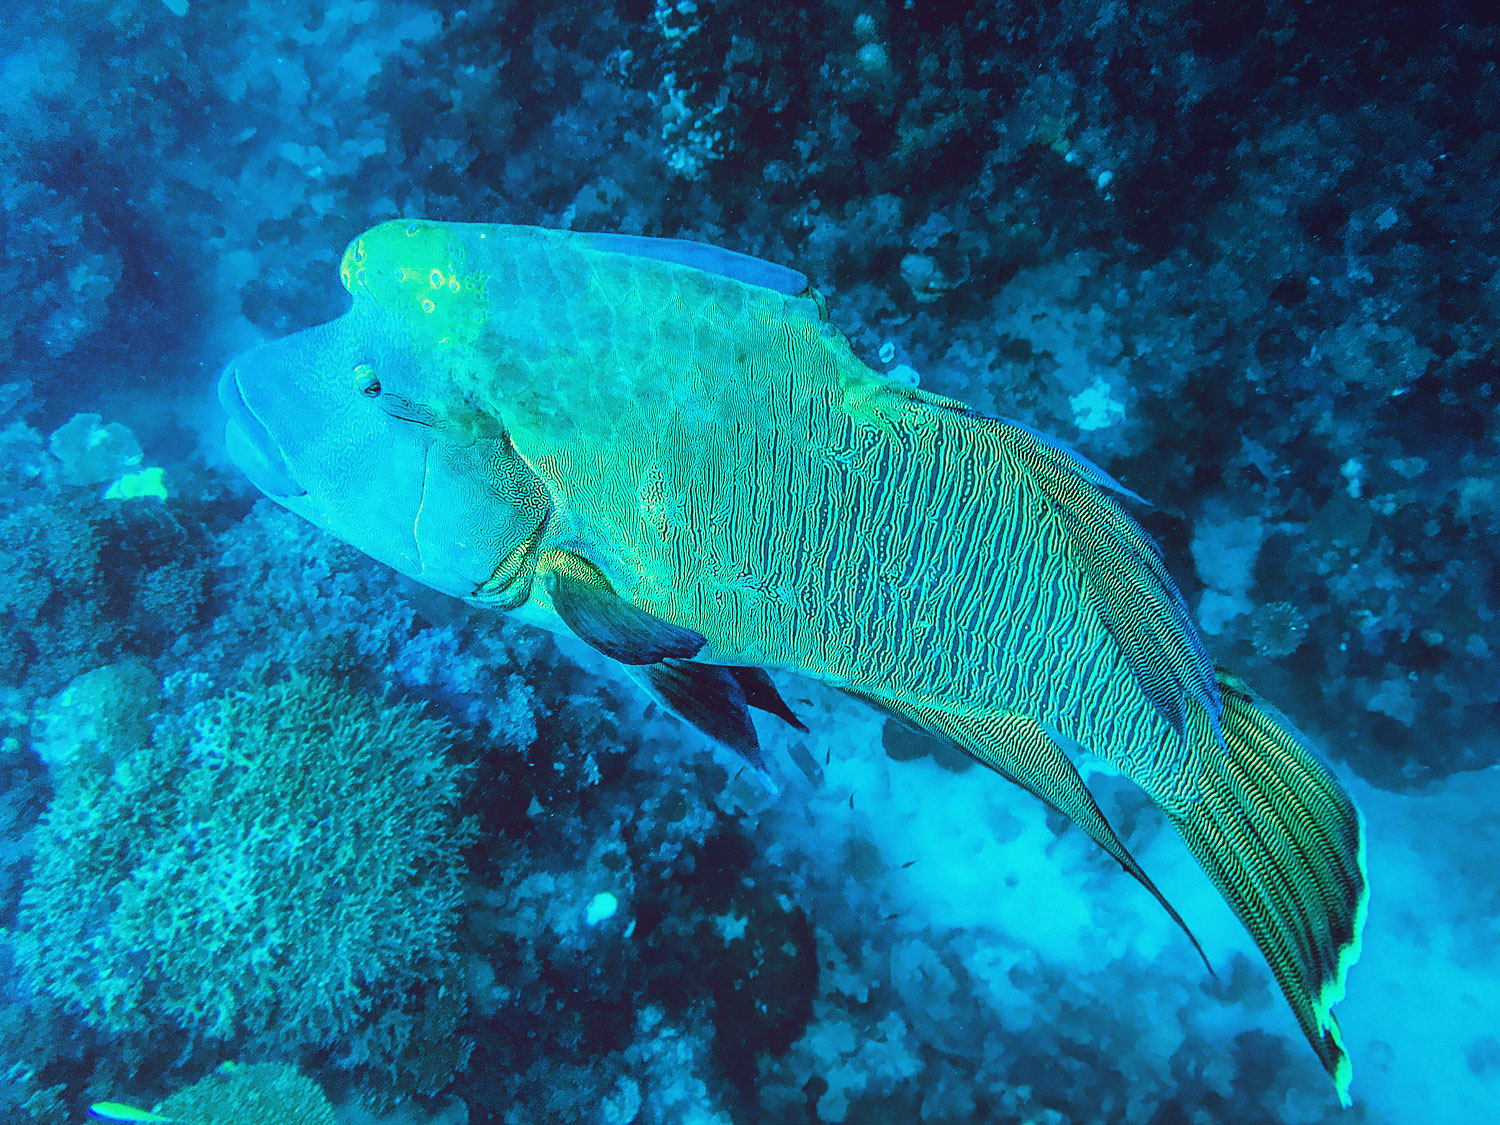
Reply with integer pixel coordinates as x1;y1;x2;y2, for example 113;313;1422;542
353;363;381;398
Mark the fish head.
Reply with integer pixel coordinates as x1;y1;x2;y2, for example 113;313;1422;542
219;300;552;608
224;217;810;609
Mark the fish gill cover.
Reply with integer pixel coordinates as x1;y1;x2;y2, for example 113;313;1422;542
0;1;1495;1123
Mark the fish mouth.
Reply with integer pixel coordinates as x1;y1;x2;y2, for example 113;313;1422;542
218;363;306;499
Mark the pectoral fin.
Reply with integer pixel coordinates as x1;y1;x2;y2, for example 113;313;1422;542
539;550;706;664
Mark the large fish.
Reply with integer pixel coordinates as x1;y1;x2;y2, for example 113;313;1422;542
220;220;1367;1100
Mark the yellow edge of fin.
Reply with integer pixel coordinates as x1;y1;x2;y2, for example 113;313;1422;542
1320;804;1369;1109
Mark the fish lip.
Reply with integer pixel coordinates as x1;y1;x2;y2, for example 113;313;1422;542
218;362;307;499
469;507;551;610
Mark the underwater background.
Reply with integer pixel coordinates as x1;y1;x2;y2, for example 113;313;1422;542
1;1;1496;1122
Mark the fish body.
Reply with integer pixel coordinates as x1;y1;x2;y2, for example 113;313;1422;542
88;1103;179;1124
221;220;1367;1101
340;224;1197;764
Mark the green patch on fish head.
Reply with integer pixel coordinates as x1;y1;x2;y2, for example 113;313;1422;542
338;221;576;441
338;219;820;435
340;219;497;367
325;220;840;558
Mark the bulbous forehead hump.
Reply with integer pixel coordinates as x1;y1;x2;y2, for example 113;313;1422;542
340;219;489;318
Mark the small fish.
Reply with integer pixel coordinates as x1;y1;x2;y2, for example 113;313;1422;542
222;220;1368;1101
88;1104;179;1124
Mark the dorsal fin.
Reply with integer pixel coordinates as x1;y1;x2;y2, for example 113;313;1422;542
997;415;1151;507
873;386;1221;741
991;417;1220;739
574;231;809;295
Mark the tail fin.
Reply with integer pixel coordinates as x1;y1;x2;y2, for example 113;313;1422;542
1168;670;1368;1105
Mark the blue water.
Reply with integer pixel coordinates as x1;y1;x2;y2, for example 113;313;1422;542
1;2;1495;1122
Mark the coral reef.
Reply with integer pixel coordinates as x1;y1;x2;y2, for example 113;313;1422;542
155;1062;333;1125
15;670;471;1067
0;0;1496;1121
0;416;210;696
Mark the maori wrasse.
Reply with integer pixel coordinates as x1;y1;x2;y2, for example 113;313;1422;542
219;220;1367;1100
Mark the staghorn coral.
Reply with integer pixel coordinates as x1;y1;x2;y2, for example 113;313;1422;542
0;1060;67;1125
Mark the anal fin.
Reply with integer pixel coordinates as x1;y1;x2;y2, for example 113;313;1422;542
881;695;1212;975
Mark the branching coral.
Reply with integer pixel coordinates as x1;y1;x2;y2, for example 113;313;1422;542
154;1062;334;1125
15;670;473;1068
